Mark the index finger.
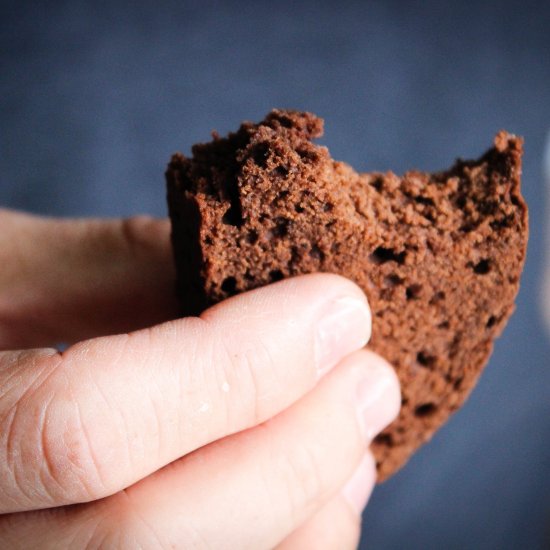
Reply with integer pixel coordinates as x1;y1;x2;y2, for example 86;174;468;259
0;209;179;349
0;273;372;513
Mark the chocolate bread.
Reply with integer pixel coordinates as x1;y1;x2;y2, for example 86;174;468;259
166;110;528;480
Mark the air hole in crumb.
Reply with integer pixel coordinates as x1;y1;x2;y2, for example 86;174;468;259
369;246;406;265
269;269;284;282
272;165;289;178
490;216;514;230
460;222;476;233
273;218;289;237
419;209;435;222
222;205;243;227
406;284;422;300
438;320;450;330
453;377;463;390
417;351;436;368
372;178;383;192
221;276;237;294
486;315;497;328
414;195;435;207
246;231;258;244
251;142;270;167
415;403;437;417
297;147;318;161
278;116;293;128
278;190;289;200
204;236;213;245
295;204;305;213
430;291;446;304
385;274;404;287
472;259;491;275
309;244;324;261
373;433;393;446
323;202;333;212
449;334;462;358
479;198;498;216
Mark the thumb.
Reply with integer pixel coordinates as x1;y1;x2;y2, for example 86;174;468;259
0;273;373;512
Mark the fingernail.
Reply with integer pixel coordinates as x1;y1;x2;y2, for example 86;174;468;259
341;453;376;516
356;360;400;441
315;296;371;377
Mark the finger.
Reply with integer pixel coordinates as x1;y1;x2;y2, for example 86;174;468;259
0;273;372;512
0;350;400;550
276;498;361;550
276;454;376;550
0;209;179;349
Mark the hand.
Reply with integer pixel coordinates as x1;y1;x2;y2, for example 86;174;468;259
0;209;400;549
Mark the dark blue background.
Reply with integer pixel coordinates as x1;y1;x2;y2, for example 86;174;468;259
2;1;549;548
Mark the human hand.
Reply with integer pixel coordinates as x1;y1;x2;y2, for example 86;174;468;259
0;209;400;549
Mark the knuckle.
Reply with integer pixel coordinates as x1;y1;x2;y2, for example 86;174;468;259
1;402;29;507
1;353;109;507
86;492;170;550
40;396;108;503
119;216;167;257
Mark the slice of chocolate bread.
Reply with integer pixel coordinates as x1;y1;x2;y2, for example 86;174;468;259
166;110;528;480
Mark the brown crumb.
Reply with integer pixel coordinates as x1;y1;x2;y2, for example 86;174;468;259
166;110;528;480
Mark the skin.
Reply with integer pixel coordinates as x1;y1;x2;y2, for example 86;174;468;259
0;209;401;549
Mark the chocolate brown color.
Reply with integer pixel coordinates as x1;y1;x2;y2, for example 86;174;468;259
166;110;528;480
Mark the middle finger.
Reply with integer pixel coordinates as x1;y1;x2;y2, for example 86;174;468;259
0;350;399;549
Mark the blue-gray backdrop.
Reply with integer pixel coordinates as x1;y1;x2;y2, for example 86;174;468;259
2;1;549;548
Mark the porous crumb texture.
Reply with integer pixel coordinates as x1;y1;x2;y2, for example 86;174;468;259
166;110;528;481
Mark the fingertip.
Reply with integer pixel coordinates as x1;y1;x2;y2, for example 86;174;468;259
356;349;402;424
276;495;362;549
315;295;371;377
341;452;377;517
332;349;401;442
203;273;372;376
285;272;370;308
214;272;370;311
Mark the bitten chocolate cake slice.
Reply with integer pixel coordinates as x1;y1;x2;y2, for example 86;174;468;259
166;110;528;480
